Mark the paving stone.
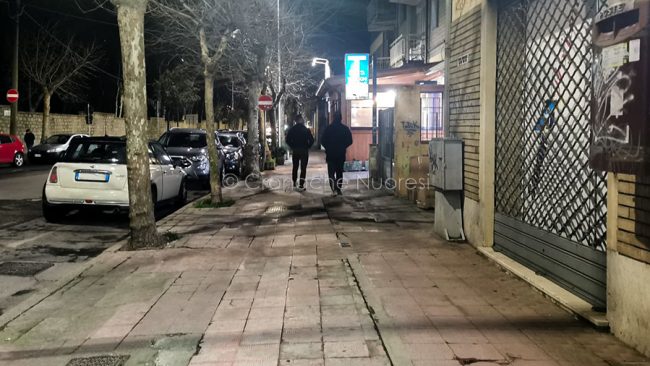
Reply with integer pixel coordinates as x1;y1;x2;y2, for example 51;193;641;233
280;342;323;360
324;341;370;358
235;344;280;361
401;343;455;360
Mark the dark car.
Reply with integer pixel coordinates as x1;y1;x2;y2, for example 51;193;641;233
218;132;245;177
29;134;88;163
158;128;223;187
0;134;25;167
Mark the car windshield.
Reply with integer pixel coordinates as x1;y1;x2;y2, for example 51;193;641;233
166;133;207;148
64;141;126;164
218;135;241;148
45;135;71;145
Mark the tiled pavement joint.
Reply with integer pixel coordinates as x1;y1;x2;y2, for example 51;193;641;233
346;255;410;366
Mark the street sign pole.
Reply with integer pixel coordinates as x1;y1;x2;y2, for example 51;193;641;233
372;55;378;145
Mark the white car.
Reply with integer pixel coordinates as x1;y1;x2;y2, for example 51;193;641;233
43;137;188;222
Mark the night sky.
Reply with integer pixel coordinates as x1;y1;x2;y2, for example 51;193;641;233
0;0;369;115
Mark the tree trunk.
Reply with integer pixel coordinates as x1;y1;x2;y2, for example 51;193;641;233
114;0;162;249
204;71;223;204
243;81;261;178
41;91;51;143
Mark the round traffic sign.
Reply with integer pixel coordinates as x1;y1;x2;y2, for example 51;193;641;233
258;95;273;111
6;89;19;104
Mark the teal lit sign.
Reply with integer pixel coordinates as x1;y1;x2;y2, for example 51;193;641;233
345;53;370;100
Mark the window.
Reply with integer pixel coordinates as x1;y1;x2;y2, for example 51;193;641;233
66;142;127;164
45;135;71;144
218;134;242;148
0;135;11;144
151;143;173;165
165;132;207;148
421;92;443;141
350;100;374;128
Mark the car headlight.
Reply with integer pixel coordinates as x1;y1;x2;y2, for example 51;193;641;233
47;148;63;153
189;155;207;162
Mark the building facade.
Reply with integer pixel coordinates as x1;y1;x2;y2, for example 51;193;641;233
443;0;650;357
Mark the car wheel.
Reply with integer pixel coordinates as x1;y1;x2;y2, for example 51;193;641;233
13;152;24;167
176;180;187;207
42;189;63;223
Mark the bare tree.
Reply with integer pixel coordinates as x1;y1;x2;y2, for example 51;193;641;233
148;0;245;204
20;26;102;142
112;0;162;249
224;0;329;162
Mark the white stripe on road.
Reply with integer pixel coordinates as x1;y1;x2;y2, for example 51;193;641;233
4;229;55;249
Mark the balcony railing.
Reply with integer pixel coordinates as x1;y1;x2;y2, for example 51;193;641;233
390;33;426;68
372;57;392;73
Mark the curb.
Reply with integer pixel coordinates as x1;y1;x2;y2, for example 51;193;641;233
477;247;609;328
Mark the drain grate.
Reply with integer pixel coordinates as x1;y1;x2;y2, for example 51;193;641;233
265;203;287;214
66;355;129;366
0;262;53;277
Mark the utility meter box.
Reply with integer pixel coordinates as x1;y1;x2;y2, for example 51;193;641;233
591;0;650;175
429;138;463;191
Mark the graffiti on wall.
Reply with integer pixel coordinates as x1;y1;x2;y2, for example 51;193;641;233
590;39;648;174
401;121;420;137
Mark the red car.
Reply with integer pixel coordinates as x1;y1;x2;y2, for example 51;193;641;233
0;133;25;167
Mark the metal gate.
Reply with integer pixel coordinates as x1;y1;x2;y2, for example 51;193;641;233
379;108;395;181
494;0;608;307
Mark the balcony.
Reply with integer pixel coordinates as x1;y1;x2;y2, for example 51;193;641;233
367;0;397;32
371;57;392;73
390;33;426;68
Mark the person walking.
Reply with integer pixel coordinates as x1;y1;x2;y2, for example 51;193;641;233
285;115;314;191
321;111;353;196
23;129;35;152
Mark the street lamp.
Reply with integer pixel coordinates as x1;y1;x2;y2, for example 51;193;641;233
312;58;331;79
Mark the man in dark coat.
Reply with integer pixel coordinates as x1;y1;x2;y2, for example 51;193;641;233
321;111;353;195
24;129;35;151
285;115;314;191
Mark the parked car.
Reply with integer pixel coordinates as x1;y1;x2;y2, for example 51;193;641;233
42;137;187;222
158;128;223;187
29;134;88;163
217;131;245;177
0;134;25;167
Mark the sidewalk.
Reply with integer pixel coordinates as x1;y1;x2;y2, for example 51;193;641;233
0;151;648;366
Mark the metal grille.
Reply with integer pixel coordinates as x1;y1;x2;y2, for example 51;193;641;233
495;0;607;251
66;355;129;366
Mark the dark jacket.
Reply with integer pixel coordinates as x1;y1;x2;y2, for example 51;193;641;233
321;122;353;162
286;124;314;151
24;132;35;147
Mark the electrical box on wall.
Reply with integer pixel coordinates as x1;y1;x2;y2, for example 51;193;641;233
429;138;465;242
429;138;463;191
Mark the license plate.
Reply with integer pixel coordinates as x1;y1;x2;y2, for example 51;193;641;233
75;172;110;182
34;154;41;158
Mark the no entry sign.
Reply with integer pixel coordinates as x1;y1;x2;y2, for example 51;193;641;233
6;89;19;104
258;95;273;111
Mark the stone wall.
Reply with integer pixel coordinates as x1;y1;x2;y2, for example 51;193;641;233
0;105;205;142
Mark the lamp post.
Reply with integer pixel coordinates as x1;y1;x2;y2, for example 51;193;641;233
311;58;331;79
277;0;283;149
